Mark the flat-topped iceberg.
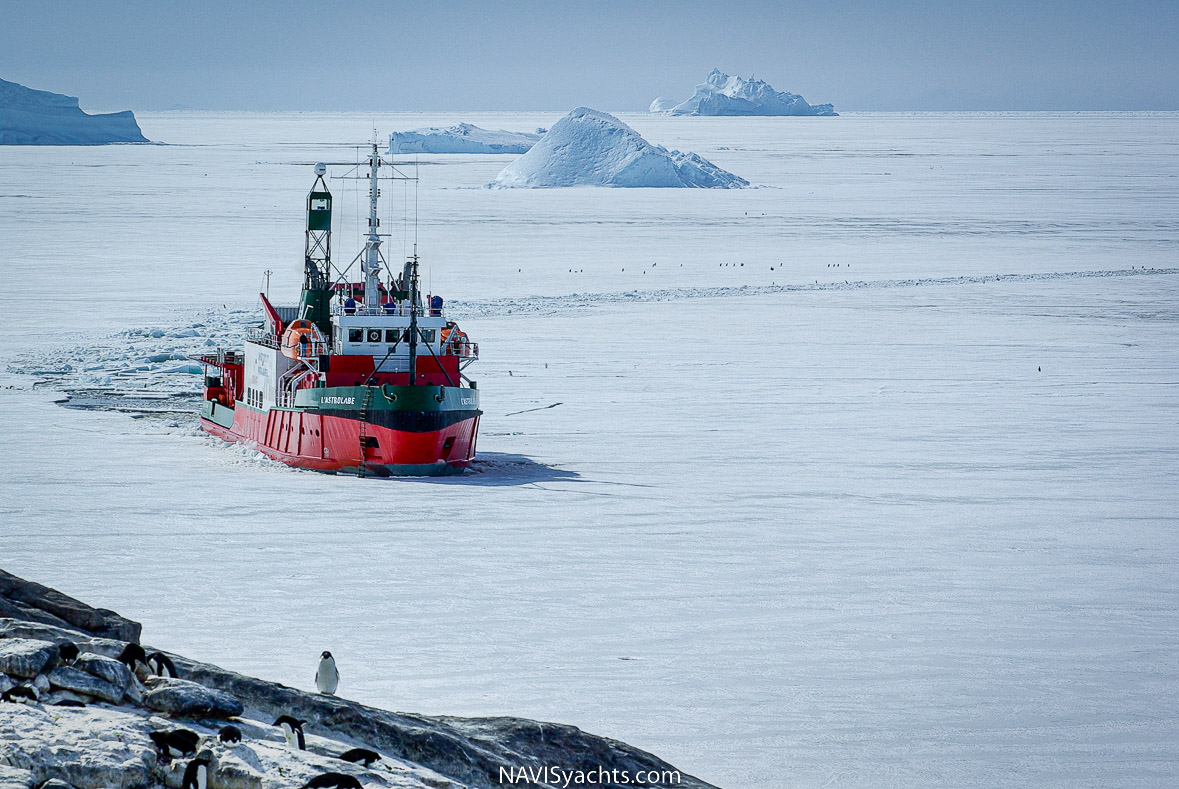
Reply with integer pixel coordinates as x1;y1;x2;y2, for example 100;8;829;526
492;107;747;189
387;123;541;154
0;78;148;145
652;69;836;116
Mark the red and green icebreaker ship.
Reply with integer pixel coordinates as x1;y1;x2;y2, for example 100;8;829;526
199;148;481;476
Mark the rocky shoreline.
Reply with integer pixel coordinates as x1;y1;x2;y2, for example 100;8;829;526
0;570;713;789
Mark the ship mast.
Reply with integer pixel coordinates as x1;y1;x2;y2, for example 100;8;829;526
362;143;383;314
407;255;419;386
299;163;333;335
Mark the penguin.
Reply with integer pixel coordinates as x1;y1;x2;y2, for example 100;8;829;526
315;651;339;695
218;724;242;744
146;651;179;678
58;642;79;664
273;715;306;750
150;729;200;760
1;685;38;704
302;773;363;789
337;748;380;767
117;643;148;672
181;752;213;789
54;699;86;708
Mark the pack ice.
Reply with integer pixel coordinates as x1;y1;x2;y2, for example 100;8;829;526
0;78;148;145
491;107;748;188
651;68;837;116
387;123;541;154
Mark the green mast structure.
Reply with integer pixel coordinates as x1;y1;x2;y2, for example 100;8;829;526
299;163;333;335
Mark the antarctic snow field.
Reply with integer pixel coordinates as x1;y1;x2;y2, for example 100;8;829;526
2;111;1178;788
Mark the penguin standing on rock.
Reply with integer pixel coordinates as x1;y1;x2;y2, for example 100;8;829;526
147;651;179;678
58;642;79;664
150;729;200;761
315;651;339;695
302;773;363;789
338;748;381;767
181;751;214;789
118;643;148;673
218;724;242;744
273;715;306;750
1;685;38;704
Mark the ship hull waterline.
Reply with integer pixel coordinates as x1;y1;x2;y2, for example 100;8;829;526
199;388;482;477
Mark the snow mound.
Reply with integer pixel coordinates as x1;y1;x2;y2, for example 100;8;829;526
491;107;748;189
652;68;837;116
0;78;148;145
387;123;540;154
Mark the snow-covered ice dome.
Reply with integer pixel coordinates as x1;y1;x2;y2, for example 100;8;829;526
387;122;541;154
491;107;748;188
0;78;148;145
652;68;837;116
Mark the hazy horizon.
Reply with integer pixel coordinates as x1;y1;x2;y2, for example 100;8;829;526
2;0;1177;113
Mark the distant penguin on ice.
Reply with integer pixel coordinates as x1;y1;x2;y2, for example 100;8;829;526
181;751;213;789
316;651;339;695
273;715;306;750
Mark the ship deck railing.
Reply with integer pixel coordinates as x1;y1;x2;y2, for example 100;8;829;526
246;326;280;348
332;304;433;318
442;341;478;360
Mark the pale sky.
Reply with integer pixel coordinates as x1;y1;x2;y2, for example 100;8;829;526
2;0;1176;111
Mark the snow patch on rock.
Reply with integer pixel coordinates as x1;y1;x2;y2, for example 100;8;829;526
652;69;837;116
387;123;540;154
0;79;149;145
491;107;747;189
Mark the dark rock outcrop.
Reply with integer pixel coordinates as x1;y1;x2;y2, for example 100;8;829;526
0;639;58;679
0;570;140;642
71;653;132;691
45;666;124;704
143;677;244;719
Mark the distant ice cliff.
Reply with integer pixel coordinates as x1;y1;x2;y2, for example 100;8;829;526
0;78;148;145
492;107;748;188
652;69;836;116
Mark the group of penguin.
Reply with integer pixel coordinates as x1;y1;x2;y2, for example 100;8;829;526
5;643;369;789
0;641;176;705
147;648;373;789
154;716;378;789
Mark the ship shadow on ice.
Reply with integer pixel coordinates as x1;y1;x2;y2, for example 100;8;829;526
433;452;578;486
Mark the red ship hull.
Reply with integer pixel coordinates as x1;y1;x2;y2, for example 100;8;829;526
200;401;480;477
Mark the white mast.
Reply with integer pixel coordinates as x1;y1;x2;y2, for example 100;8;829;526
361;142;382;314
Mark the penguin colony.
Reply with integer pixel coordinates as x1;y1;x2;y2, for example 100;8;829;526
4;642;380;788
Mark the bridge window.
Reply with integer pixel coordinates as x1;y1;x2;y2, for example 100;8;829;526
348;329;363;343
366;329;382;343
421;329;436;344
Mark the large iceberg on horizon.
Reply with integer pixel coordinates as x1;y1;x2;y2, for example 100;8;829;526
387;123;541;154
652;69;837;117
492;107;748;189
0;78;148;145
